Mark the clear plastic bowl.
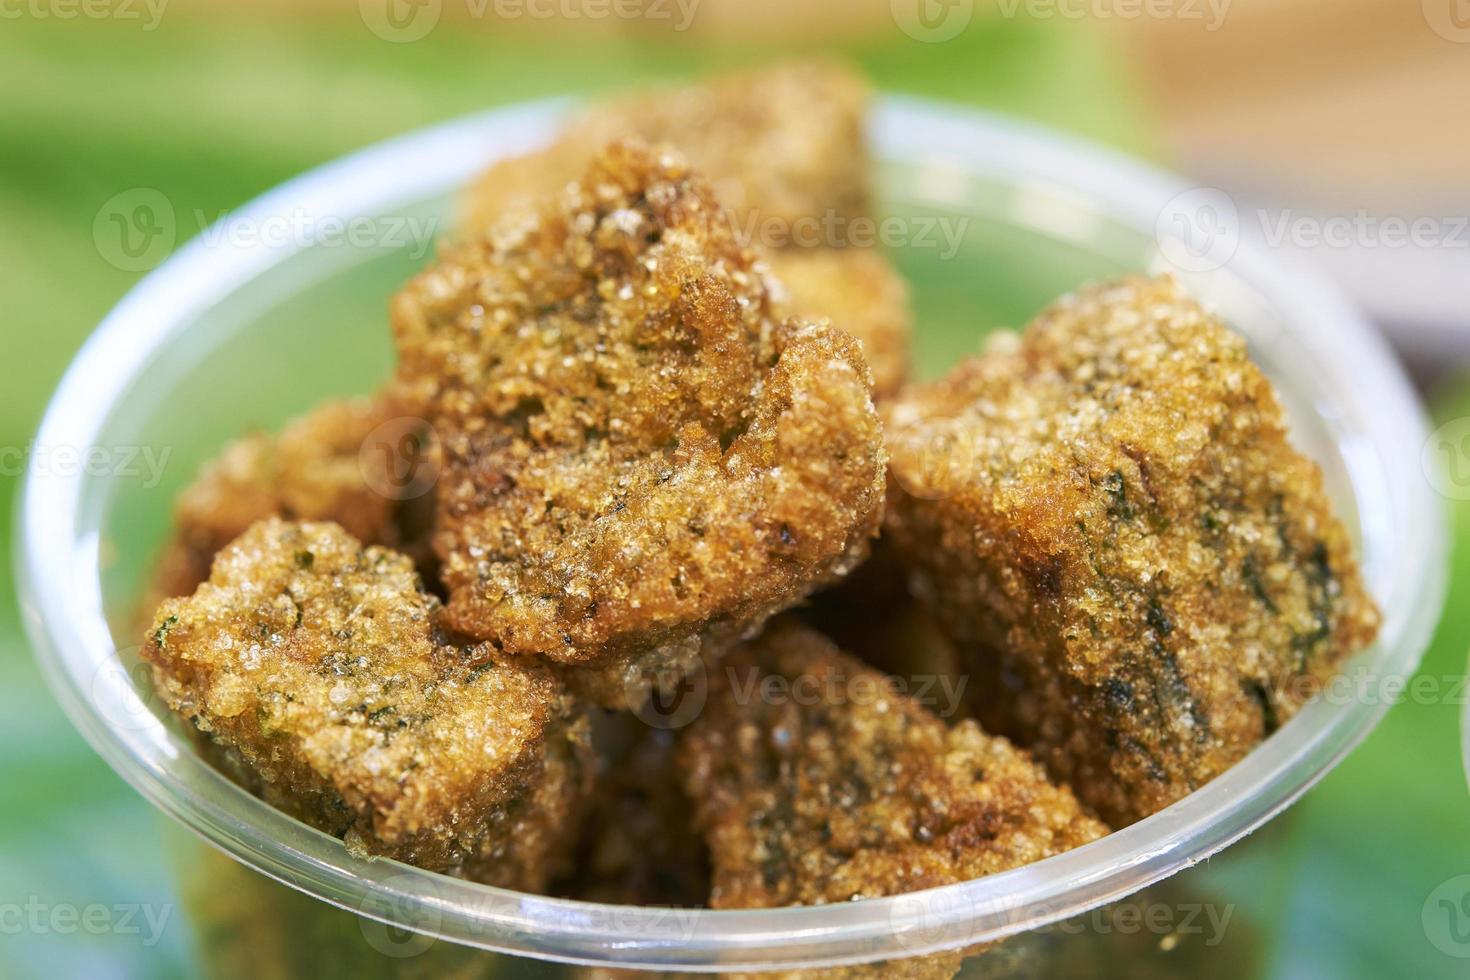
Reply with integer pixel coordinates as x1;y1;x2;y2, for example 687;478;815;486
16;97;1447;972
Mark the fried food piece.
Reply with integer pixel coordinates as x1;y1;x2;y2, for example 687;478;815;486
462;60;870;239
142;518;590;888
150;396;436;600
883;276;1381;826
554;713;710;906
679;621;1106;979
767;248;912;398
393;140;886;707
458;63;908;398
682;619;1107;903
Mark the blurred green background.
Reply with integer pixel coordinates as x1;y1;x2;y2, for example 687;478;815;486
2;5;1467;978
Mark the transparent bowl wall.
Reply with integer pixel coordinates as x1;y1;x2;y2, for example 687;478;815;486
17;97;1447;972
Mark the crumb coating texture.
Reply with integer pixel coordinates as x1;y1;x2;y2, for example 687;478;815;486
766;247;911;398
393;140;885;706
884;276;1380;825
458;62;906;400
142;518;588;889
680;620;1107;911
150;396;434;600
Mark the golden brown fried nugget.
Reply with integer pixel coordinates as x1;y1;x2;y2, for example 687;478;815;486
884;275;1381;826
767;248;912;398
150;396;435;600
456;62;907;399
681;620;1107;907
554;714;710;907
393;140;886;707
143;518;590;889
462;60;870;238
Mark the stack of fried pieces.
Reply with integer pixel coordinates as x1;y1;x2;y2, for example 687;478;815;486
139;62;1378;979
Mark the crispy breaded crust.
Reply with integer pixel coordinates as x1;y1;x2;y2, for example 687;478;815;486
766;247;912;398
462;60;870;238
393;141;885;706
681;620;1107;909
884;275;1381;826
142;518;588;888
456;61;907;402
149;396;435;600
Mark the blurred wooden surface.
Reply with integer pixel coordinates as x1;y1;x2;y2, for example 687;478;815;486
1123;0;1470;208
669;0;1470;207
527;0;1470;206
191;0;1470;208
